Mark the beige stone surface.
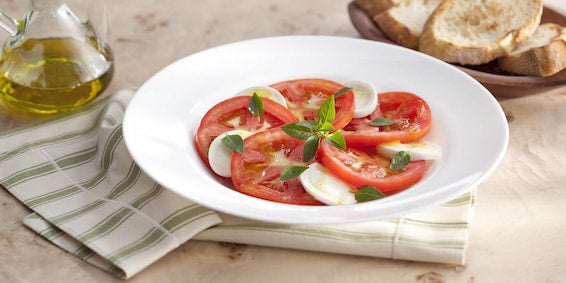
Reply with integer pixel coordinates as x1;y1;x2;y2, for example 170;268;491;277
1;0;566;282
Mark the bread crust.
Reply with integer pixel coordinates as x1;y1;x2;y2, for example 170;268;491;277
355;0;399;17
373;0;442;50
374;10;420;49
498;23;566;77
418;0;544;65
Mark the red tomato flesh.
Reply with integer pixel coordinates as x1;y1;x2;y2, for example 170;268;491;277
318;141;426;193
270;78;355;130
231;128;323;205
195;96;297;166
342;91;432;146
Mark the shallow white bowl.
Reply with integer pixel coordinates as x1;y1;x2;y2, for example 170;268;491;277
123;36;508;225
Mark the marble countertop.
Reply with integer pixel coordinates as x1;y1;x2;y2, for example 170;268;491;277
1;0;565;282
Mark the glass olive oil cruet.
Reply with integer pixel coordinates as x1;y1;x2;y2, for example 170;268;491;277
0;0;113;114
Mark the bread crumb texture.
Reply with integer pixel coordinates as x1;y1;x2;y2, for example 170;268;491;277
418;0;543;65
498;23;566;76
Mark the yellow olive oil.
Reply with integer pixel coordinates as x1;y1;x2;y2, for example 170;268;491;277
0;37;113;114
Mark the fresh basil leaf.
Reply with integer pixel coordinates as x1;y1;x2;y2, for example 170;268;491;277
355;185;385;202
303;135;320;162
221;134;244;154
326;131;346;150
317;95;336;126
281;123;315;140
370;118;395;127
279;166;309;181
295;120;318;130
333;87;352;98
318;121;335;132
303;136;320;162
247;93;264;117
390;151;410;170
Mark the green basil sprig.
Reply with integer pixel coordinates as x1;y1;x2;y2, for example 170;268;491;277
247;92;264;117
333;87;352;98
279;166;309;181
281;94;346;162
390;151;410;170
221;134;244;154
278;89;350;180
355;185;385;202
370;117;395;127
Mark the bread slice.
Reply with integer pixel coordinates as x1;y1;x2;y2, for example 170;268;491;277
497;23;566;77
373;0;442;50
418;0;544;65
355;0;400;18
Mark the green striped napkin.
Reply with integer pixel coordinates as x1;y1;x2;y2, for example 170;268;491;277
0;89;476;279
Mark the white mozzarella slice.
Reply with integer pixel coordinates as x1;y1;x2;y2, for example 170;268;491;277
235;86;287;107
208;130;253;177
377;140;442;161
343;80;378;118
300;162;356;206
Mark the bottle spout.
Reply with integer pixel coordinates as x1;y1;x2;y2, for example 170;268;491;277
0;10;19;35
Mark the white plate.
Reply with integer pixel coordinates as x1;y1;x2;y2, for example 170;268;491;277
123;36;508;225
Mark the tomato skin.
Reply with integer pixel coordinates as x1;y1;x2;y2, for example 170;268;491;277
195;96;298;167
231;128;323;205
342;91;432;146
318;141;426;193
270;78;355;129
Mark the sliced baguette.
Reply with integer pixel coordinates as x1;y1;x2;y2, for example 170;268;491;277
497;23;566;77
418;0;544;65
373;0;442;49
355;0;400;18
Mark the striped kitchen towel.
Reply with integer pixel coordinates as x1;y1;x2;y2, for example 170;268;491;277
0;89;475;279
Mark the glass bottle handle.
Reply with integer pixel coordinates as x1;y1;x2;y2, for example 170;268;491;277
0;10;18;35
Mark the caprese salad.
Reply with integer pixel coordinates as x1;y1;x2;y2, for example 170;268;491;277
195;78;441;206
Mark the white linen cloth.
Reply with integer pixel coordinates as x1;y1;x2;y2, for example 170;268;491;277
0;90;475;279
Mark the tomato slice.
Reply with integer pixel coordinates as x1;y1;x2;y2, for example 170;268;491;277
342;91;432;146
318;141;426;193
195;96;298;165
231;128;323;205
270;78;355;129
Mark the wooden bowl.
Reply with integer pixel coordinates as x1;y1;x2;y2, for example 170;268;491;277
347;1;566;97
